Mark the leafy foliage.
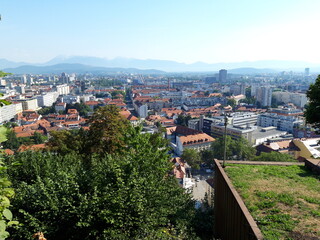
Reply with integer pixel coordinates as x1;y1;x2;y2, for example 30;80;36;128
0;100;11;107
0;155;16;240
181;148;201;169
65;102;92;117
0;72;11;78
32;132;46;144
227;98;236;108
209;136;256;160
6;105;216;239
176;115;192;127
6;130;198;239
254;151;296;162
2;131;20;151
305;75;320;130
93;78;123;87
37;105;56;115
86;105;131;155
111;90;125;99
47;129;86;155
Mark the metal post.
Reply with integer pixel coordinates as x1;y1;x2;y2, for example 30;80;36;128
223;113;227;168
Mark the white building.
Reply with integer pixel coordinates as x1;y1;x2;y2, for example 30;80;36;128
256;86;273;107
14;85;25;94
61;95;80;104
21;75;27;84
36;92;59;107
175;133;214;156
230;112;258;127
0;103;23;123
55;102;66;112
251;126;288;146
134;102;148;118
16;98;39;111
258;113;303;133
273;92;308;108
55;84;70;95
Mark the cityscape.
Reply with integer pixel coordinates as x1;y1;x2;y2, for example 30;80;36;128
1;1;320;240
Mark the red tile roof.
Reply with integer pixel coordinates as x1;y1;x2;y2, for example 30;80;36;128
179;133;215;146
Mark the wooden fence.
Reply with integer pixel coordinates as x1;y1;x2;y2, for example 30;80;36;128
214;159;263;240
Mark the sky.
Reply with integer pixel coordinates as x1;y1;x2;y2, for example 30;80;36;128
1;0;320;64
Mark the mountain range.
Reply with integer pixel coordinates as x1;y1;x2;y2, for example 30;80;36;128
1;56;319;74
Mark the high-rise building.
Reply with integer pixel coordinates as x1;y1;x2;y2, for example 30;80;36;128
21;75;27;84
26;76;33;85
305;68;310;77
256;86;272;107
218;69;227;83
240;83;246;95
60;72;69;84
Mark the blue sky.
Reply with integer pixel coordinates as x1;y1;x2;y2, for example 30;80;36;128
1;0;320;63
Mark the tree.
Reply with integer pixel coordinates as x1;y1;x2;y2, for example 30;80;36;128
86;105;131;155
9;106;216;239
6;130;199;239
32;131;46;144
227;98;236;108
0;71;11;78
181;148;201;169
65;102;91;117
3;130;20;151
305;75;320;130
176;115;191;127
38;105;56;115
254;151;296;162
211;136;256;160
0;155;16;240
47;129;86;155
200;149;215;167
3;122;18;129
111;90;125;99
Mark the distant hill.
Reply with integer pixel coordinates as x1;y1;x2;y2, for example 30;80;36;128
42;56;320;72
3;63;166;75
1;56;320;73
228;68;276;74
0;59;30;69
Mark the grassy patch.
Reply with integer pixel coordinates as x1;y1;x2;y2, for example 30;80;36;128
225;164;320;240
0;126;8;143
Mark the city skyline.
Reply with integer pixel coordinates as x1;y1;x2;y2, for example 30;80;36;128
1;0;320;64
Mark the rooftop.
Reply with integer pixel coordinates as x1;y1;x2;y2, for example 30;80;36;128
225;163;320;239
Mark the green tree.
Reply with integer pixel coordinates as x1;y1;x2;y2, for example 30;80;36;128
181;148;201;169
227;98;236;108
3;130;20;151
200;149;215;167
176;115;191;127
38;105;56;115
32;131;46;144
6;130;198;239
211;136;255;160
65;102;91;116
47;129;86;155
3;123;18;129
0;71;11;78
305;75;320;130
0;156;16;240
111;90;125;99
86;105;131;155
254;151;296;162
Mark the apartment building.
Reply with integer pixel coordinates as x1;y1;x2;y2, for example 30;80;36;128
257;113;303;133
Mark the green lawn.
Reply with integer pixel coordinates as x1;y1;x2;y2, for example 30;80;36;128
225;164;320;240
0;126;8;142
